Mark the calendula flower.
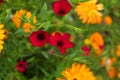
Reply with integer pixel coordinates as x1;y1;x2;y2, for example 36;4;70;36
116;45;120;57
89;32;104;55
52;0;72;16
117;68;120;78
12;9;37;32
107;66;116;79
0;23;6;53
56;78;65;80
75;0;103;24
29;30;50;47
103;15;112;25
117;72;120;79
57;62;96;80
49;32;74;54
100;57;116;69
16;61;28;73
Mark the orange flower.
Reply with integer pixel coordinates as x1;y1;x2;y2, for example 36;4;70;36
56;78;65;80
117;68;120;78
107;66;116;79
117;72;120;78
57;62;96;80
75;0;103;24
104;16;112;25
89;32;104;55
100;57;113;67
12;9;37;32
116;45;120;57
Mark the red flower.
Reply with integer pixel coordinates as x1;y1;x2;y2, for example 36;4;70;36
52;0;72;16
16;61;28;73
0;0;3;4
49;32;74;54
29;30;50;47
82;45;91;56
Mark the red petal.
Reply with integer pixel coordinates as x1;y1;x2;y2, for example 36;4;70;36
63;33;71;41
0;0;3;4
60;48;66;54
82;45;91;53
49;32;62;46
63;42;74;48
29;30;50;47
52;0;72;16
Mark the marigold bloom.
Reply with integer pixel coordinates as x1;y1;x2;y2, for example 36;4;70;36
16;61;28;73
75;0;103;24
116;45;120;57
29;30;50;47
49;32;74;54
89;32;104;55
117;68;120;78
104;16;112;25
57;62;96;80
0;23;6;53
52;0;72;16
100;57;116;68
56;78;65;80
107;66;116;79
12;9;37;32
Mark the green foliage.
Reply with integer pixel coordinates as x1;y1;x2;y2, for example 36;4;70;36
0;0;120;80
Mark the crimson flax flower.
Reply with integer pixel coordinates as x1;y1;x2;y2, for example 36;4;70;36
29;30;50;47
0;0;3;4
52;0;72;16
16;61;28;73
49;32;74;54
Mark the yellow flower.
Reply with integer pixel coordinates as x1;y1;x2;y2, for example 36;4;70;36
56;78;65;80
0;23;6;53
84;39;91;45
57;63;96;80
75;0;103;24
12;9;37;32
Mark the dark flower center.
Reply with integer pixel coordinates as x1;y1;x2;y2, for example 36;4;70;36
19;64;24;67
58;9;65;14
73;78;77;80
37;33;45;41
57;41;63;47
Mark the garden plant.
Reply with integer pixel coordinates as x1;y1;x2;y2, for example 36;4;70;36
0;0;120;80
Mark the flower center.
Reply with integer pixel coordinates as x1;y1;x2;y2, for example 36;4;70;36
73;78;77;80
37;33;45;41
58;9;65;14
57;41;63;47
19;64;24;67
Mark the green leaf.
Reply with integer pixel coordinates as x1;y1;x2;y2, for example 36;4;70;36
71;0;86;4
27;57;35;63
41;52;49;59
39;3;48;20
66;25;85;34
15;28;24;33
43;21;51;30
